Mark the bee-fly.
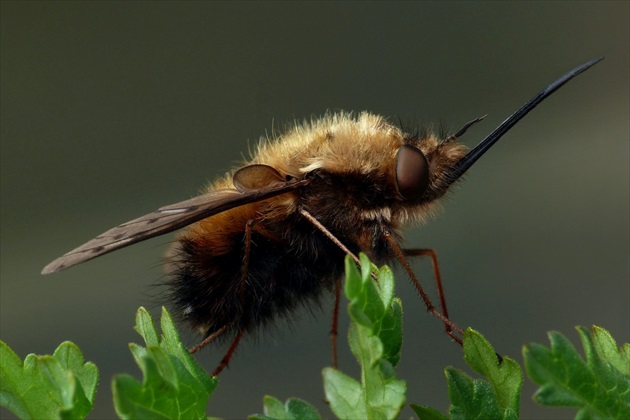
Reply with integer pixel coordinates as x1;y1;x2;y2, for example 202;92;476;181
43;57;603;375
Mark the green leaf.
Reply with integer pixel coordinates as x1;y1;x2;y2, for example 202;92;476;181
323;367;366;419
410;403;449;420
523;325;630;419
590;325;630;376
463;329;522;415
0;340;98;419
323;254;406;420
345;255;384;329
112;306;218;420
446;367;503;419
379;297;403;371
412;328;522;420
259;395;287;419
249;395;321;419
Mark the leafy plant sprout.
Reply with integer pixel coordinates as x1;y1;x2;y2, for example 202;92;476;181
4;256;628;419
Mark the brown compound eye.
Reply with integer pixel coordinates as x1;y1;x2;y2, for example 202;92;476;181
395;145;430;201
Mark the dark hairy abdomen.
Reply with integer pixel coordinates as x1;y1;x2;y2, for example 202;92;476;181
167;218;357;340
167;172;397;341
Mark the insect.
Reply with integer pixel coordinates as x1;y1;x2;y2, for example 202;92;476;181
43;57;602;375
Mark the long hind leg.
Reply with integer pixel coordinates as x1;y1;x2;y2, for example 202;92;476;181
211;329;246;376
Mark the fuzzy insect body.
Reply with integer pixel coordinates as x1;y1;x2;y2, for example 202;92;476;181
168;112;465;338
42;57;603;374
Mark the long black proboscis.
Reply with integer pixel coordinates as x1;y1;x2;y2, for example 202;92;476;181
448;56;603;182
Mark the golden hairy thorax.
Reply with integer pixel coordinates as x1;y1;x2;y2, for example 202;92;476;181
202;112;467;230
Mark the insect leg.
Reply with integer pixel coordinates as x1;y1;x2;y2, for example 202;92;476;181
403;248;503;363
298;207;377;367
402;248;453;337
298;208;377;281
189;324;230;354
298;208;360;265
240;219;254;297
212;329;245;376
383;231;464;345
212;219;255;375
331;275;341;369
189;219;255;375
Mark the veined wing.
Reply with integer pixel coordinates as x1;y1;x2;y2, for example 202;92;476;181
42;178;306;274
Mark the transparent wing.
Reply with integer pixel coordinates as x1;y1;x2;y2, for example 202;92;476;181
42;178;305;274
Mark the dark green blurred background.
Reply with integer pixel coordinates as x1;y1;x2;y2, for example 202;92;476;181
1;2;628;419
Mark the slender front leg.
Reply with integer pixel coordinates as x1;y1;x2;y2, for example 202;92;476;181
298;207;377;281
383;231;464;345
298;207;377;369
403;245;503;363
402;248;451;334
298;208;360;266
